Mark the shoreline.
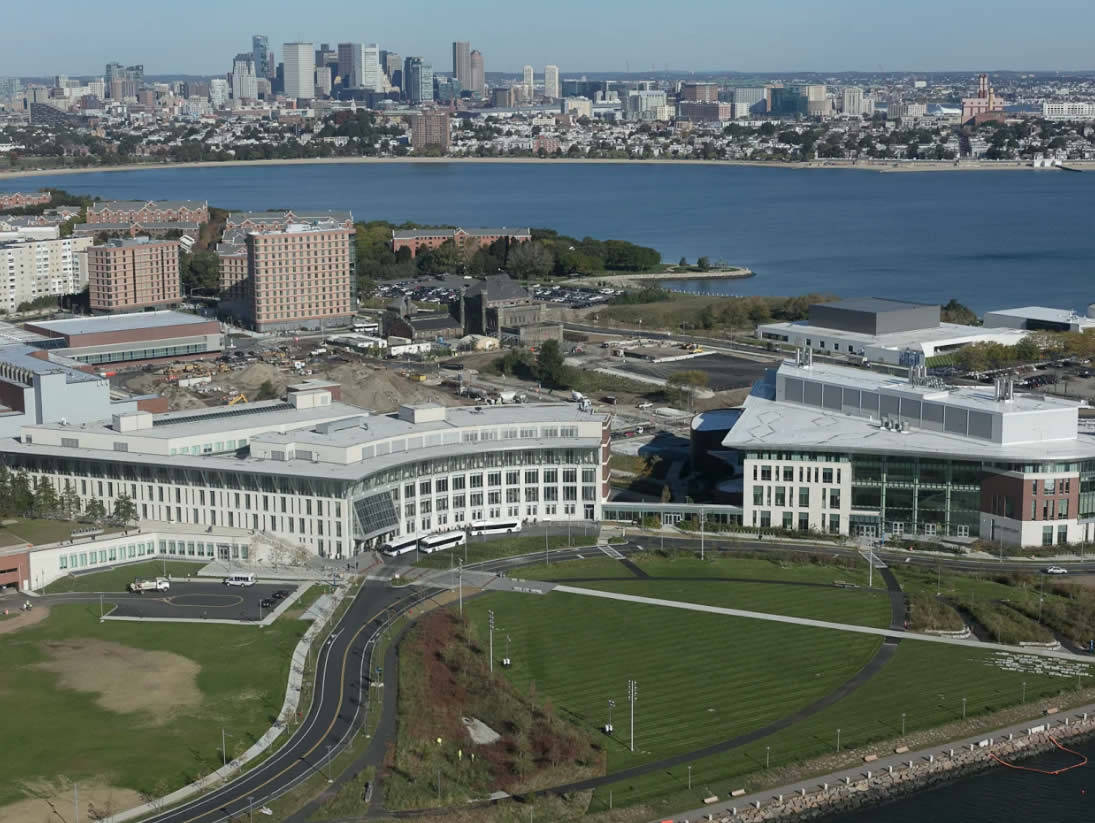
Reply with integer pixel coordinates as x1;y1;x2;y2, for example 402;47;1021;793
2;156;1093;181
568;268;755;289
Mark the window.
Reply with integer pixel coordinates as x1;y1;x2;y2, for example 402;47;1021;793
782;466;793;481
828;515;840;534
760;466;772;481
452;475;466;491
798;512;809;531
524;470;539;484
1044;478;1056;494
782;512;793;529
1058;498;1069;518
822;468;833;484
753;487;763;505
774;487;785;506
1042;525;1053;546
1058;525;1068;545
829;489;841;509
798;487;809;507
759;510;771;528
436;477;448;493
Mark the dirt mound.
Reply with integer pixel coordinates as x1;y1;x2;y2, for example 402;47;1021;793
229;362;288;393
330;365;467;412
34;639;201;724
0;778;141;823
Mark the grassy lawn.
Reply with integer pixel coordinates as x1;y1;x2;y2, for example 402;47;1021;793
412;535;582;570
0;518;121;548
42;560;207;594
585;640;1093;814
463;591;882;777
0;601;308;808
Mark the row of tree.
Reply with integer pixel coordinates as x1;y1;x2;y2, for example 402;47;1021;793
0;467;135;525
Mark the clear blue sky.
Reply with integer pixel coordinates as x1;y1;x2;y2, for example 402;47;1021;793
4;0;1095;77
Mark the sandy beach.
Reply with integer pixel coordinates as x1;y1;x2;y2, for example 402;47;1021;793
2;155;1093;181
568;267;755;288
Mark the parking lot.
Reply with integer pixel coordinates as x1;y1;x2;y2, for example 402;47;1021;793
614;352;770;391
108;581;294;622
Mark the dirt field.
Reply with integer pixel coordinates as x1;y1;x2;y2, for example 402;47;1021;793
33;639;201;724
0;778;141;823
0;603;49;635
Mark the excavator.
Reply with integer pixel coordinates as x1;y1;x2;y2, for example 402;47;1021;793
228;393;248;406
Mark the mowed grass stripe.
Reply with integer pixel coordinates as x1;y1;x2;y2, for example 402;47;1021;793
588;641;1094;812
570;579;894;627
636;555;873;587
464;591;880;770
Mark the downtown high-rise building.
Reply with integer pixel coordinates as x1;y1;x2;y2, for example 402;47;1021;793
452;41;471;88
283;42;315;100
381;51;402;88
842;86;866;116
252;35;273;78
469;50;485;96
363;44;382;91
522;64;534;92
337;43;362;87
403;57;433;104
231;53;258;101
209;78;229;107
544;65;560;99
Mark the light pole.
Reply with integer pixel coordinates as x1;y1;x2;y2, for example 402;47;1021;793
249;796;254;823
488;609;495;674
1022;680;1027;703
700;506;705;560
607;698;615;731
221;728;230;769
627;679;638;753
688;764;692;789
962;697;967;720
836;728;841;752
326;743;334;782
901;712;906;736
545;527;549;565
458;560;463;616
74;783;78;823
766;745;770;769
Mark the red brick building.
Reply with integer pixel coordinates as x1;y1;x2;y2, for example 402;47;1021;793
87;200;209;225
392;227;531;258
86;238;181;313
0;191;51;210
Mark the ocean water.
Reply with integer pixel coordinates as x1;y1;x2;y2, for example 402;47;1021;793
826;737;1095;822
5;162;1094;311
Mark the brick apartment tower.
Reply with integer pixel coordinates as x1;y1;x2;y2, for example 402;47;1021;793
245;223;355;331
87;238;181;312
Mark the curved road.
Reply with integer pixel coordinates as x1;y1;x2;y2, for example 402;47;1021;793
68;534;1094;822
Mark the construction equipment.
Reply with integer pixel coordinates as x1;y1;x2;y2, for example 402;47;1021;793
228;393;248;405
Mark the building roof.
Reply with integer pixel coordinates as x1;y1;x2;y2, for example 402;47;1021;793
226;210;353;226
758;320;1028;351
89;200;207;213
985;306;1095;326
820;297;937;314
392;227;531;240
27;310;213;336
0;321;48;346
91;237;178;249
0;344;100;385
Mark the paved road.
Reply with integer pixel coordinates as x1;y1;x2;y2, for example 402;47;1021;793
132;581;418;823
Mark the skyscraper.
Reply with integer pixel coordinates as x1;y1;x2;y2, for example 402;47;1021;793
231;53;258;101
522;64;534;92
283;42;315;100
452;41;471;88
104;62;122;98
381;51;402;86
209;78;229;107
842;87;865;116
544;65;560;99
363;44;382;91
403;57;433;104
252;35;272;78
337;43;362;87
469;50;485;97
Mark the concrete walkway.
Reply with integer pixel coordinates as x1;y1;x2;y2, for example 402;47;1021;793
550;584;1095;663
661;703;1095;823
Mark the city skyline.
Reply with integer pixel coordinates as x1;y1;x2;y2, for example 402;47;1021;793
4;0;1095;77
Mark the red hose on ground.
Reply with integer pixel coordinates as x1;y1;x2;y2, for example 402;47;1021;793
988;736;1088;775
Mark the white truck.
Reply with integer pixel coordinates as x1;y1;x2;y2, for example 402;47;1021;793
129;577;170;594
570;390;585;402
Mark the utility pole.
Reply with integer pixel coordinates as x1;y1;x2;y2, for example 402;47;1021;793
326;743;334;782
901;712;906;736
688;764;692;789
627;679;638;752
488;609;495;674
836;728;841;752
545;528;549;565
221;728;228;768
962;697;967;720
1022;680;1027;703
458;560;463;616
700;506;705;560
766;745;770;768
74;783;78;823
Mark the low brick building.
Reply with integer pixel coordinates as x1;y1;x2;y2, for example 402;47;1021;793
392;227;531;259
0;191;51;210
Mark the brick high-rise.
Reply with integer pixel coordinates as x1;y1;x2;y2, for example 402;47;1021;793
87;237;180;313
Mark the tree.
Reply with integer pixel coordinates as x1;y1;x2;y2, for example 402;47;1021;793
697;256;711;272
941;299;979;326
256;380;278;400
667;370;708;409
32;479;60;519
10;471;34;517
678;257;687;267
506;241;554;280
112;493;137;526
60;480;82;520
535;339;567;388
84;499;106;523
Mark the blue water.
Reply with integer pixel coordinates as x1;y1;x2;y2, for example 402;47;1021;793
4;162;1094;311
828;738;1095;822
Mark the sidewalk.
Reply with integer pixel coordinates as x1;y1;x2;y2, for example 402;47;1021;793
661;703;1095;823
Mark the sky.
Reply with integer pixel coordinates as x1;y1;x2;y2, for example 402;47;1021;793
4;0;1095;78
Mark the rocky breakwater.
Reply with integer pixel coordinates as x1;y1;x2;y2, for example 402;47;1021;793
708;710;1095;823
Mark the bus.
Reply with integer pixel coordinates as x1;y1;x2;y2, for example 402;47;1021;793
418;530;467;553
469;520;523;536
380;535;419;557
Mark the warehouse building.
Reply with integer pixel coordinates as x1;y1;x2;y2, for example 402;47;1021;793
23;311;224;367
757;297;1028;366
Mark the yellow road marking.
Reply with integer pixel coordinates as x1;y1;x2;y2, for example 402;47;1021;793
176;604;379;823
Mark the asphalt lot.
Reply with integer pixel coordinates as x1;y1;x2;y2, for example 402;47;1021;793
109;581;292;621
616;352;769;390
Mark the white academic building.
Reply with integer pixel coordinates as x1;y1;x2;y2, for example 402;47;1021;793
0;385;610;561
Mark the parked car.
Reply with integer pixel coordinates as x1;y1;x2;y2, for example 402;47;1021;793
272;589;290;600
260;598;275;609
1044;566;1068;575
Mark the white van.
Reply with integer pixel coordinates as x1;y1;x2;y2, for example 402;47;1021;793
223;572;256;587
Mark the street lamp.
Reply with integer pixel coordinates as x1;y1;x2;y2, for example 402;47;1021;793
326;743;334;782
766;745;770;769
962;697;967;720
901;712;906;736
248;796;254;823
836;728;841;752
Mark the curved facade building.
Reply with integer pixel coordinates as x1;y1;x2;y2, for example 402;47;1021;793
1;389;610;559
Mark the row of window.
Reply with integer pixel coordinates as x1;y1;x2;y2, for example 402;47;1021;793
752;485;840;509
57;539;250;570
751;509;841;534
754;465;841;484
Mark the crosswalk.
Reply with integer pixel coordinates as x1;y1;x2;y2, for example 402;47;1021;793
598;543;626;560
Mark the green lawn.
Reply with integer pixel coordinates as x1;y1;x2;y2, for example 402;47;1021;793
0;518;121;548
586;640;1092;814
413;534;583;569
0;601;309;807
42;560;207;594
462;590;883;778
